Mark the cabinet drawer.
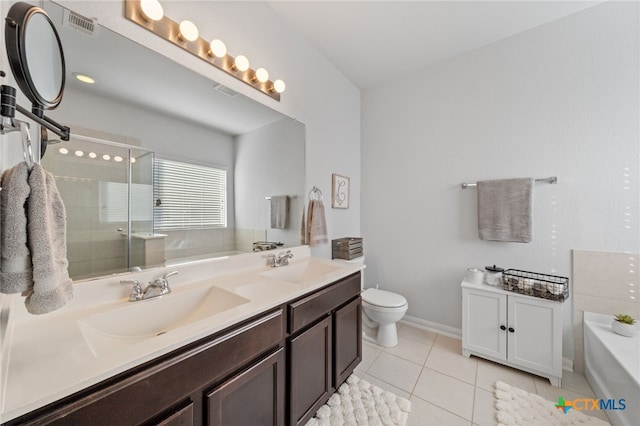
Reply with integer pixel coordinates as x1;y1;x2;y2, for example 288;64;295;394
288;272;360;334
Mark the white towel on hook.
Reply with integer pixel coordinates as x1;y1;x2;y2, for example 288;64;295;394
24;163;73;314
0;162;33;294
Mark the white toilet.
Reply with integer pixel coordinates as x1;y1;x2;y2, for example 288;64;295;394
361;288;408;347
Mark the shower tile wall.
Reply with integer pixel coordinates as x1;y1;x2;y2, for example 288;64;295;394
163;228;238;263
55;161;129;279
572;249;640;372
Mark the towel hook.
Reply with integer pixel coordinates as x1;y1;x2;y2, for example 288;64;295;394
308;186;323;200
19;121;35;169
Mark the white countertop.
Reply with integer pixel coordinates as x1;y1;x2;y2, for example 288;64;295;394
0;246;364;422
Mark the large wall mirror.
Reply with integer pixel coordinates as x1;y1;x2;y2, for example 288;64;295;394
41;1;305;281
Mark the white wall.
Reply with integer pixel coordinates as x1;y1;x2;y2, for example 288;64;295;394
361;1;639;360
235;118;305;248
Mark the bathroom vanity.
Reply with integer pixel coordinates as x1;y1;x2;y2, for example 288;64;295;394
0;247;362;425
461;280;564;386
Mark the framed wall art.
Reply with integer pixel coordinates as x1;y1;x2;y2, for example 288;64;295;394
332;174;350;209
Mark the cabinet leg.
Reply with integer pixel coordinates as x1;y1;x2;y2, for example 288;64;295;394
548;376;561;387
462;349;471;358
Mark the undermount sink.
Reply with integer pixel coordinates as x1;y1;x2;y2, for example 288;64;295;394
78;286;249;357
260;260;343;284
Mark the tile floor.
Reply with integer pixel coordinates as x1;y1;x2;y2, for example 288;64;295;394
354;322;611;425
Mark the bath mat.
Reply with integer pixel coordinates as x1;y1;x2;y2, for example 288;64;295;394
494;381;610;426
306;375;411;426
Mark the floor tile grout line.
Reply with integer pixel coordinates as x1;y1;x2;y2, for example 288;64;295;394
410;392;476;425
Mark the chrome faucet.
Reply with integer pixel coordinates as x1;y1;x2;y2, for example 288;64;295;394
121;271;178;302
266;250;294;268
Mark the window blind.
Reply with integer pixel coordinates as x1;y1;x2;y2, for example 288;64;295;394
154;158;227;230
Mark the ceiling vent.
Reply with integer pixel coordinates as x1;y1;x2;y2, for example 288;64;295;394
213;83;239;97
63;9;99;38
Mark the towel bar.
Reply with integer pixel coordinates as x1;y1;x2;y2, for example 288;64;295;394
461;176;557;189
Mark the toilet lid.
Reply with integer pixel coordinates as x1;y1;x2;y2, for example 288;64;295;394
361;288;407;308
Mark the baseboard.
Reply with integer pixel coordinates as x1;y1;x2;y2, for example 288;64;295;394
400;314;462;339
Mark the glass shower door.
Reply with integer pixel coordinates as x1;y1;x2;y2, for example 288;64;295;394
41;135;155;280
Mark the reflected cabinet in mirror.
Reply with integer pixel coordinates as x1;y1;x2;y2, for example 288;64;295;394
41;1;305;281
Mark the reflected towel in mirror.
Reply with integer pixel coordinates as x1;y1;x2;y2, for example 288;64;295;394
270;195;289;229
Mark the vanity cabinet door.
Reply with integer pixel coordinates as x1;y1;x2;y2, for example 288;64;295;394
333;296;362;387
206;348;285;426
155;402;195;426
507;294;562;376
462;287;507;360
288;316;333;426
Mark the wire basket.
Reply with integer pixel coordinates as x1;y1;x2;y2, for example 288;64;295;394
501;269;569;302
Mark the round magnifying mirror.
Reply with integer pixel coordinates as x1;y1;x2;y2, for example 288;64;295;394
5;2;65;110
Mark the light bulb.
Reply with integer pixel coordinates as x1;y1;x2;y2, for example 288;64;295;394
272;79;286;94
254;68;269;83
233;55;249;72
59;147;68;155
114;156;124;162
140;0;164;21
102;154;111;161
209;39;227;57
75;150;84;157
179;20;199;42
130;157;137;163
73;73;95;84
88;152;97;159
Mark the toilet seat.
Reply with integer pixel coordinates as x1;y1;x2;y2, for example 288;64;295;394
361;288;407;308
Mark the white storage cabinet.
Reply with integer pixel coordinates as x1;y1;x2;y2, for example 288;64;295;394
461;281;563;386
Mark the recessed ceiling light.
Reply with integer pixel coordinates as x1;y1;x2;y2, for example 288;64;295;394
73;73;95;84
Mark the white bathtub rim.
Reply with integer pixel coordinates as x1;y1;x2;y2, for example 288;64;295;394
583;311;639;386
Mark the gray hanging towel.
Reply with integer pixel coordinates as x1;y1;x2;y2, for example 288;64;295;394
270;195;289;229
477;177;534;243
25;163;73;314
0;162;33;294
307;199;328;247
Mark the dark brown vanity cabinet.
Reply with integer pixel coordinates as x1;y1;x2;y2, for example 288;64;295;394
207;348;286;426
6;310;284;426
288;273;362;426
5;271;362;426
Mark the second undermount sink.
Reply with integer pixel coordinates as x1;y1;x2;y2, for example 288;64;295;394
260;260;343;284
78;286;249;357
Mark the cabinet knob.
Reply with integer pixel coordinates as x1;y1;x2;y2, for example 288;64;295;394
500;325;506;331
508;327;515;333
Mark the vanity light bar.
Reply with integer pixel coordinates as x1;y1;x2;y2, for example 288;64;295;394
124;0;284;101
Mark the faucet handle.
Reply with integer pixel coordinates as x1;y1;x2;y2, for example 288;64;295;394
162;270;179;281
121;279;143;301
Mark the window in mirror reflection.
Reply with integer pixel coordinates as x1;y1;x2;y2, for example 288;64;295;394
153;159;227;230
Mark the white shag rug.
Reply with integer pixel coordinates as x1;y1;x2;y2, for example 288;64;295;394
494;381;610;426
305;375;411;426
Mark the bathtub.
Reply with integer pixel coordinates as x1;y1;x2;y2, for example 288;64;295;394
584;311;639;426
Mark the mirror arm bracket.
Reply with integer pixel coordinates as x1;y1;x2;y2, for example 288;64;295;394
15;103;69;141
